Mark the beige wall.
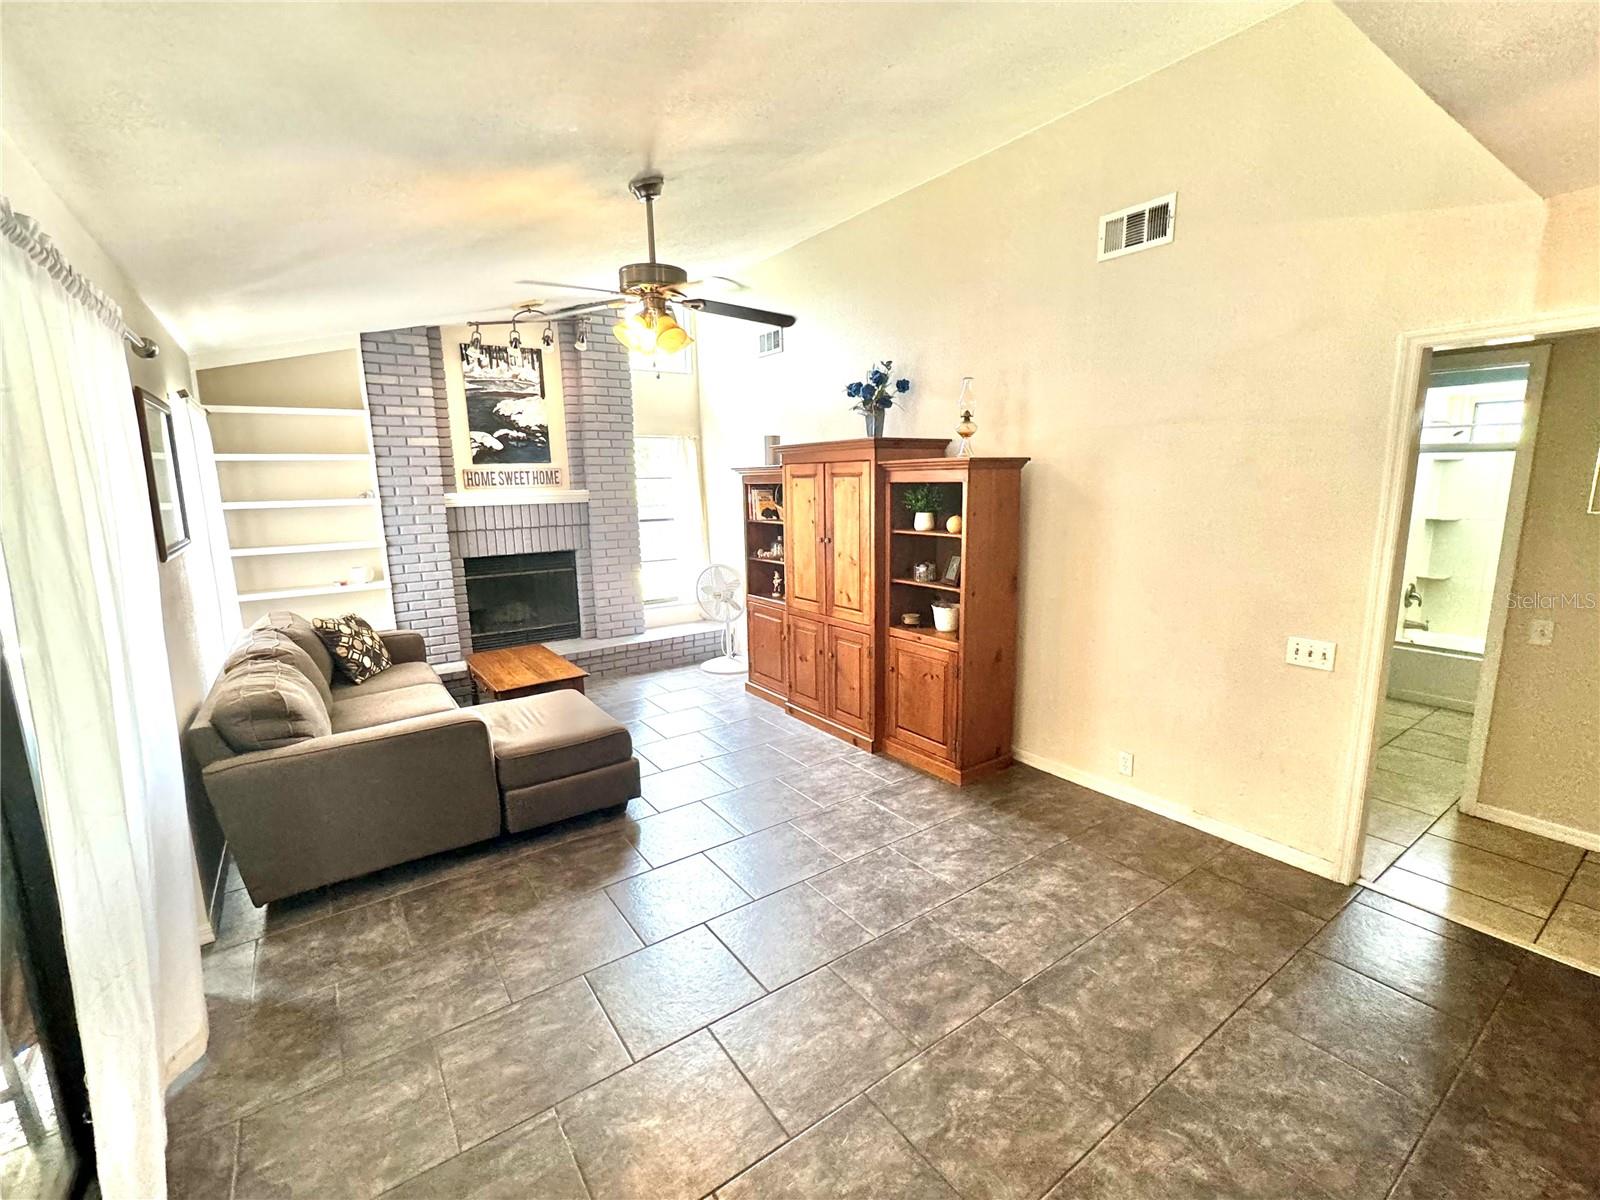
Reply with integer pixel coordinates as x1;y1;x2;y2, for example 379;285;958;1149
3;134;220;1081
1537;187;1600;312
1478;331;1600;840
696;3;1557;870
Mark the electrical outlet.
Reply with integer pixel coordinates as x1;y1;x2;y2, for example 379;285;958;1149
1117;751;1135;777
1529;618;1554;646
1286;637;1336;672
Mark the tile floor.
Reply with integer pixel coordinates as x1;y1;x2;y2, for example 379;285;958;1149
1363;697;1599;971
167;666;1600;1200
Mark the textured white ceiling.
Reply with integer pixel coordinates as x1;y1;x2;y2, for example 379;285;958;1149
1339;0;1598;199
1;1;1296;356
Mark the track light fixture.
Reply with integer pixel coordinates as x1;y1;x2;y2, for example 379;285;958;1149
574;319;590;352
468;322;482;350
541;325;555;349
507;318;522;351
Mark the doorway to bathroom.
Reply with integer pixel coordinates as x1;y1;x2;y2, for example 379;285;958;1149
1359;345;1548;893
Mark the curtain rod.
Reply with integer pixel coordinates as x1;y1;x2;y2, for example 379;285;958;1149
2;196;160;359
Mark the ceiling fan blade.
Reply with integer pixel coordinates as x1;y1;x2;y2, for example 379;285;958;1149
681;298;795;328
539;298;628;320
514;279;627;297
676;275;748;294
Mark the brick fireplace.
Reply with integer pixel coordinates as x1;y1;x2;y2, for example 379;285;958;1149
360;322;719;695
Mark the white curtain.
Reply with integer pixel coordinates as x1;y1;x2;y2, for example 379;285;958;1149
0;198;192;1197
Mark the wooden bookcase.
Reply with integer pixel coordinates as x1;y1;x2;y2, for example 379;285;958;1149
736;467;788;704
880;457;1028;783
736;441;1025;782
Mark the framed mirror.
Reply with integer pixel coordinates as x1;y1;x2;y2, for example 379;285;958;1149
133;387;190;561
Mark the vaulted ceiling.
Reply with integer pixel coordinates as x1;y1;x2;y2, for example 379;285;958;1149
2;2;1592;358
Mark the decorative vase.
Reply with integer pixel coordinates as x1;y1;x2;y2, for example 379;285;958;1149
932;602;960;633
863;409;885;437
913;511;935;532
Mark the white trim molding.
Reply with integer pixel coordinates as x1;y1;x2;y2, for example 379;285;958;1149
1012;747;1341;882
1462;802;1600;854
443;488;590;508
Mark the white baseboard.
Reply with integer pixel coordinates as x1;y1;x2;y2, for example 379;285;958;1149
1458;801;1600;853
1011;748;1342;882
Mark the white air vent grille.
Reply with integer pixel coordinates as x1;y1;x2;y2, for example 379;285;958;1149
1099;192;1176;261
758;327;784;356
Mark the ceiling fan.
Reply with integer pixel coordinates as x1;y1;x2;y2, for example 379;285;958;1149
515;174;795;356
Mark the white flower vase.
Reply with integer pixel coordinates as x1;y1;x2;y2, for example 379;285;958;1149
913;512;935;532
932;602;960;633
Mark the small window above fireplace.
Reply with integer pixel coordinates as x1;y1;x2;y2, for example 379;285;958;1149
464;551;580;650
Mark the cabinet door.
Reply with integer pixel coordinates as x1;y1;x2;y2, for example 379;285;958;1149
746;600;786;694
885;638;958;760
824;460;873;625
827;623;873;735
784;462;825;616
786;613;827;715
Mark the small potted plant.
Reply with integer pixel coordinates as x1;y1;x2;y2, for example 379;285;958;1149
846;360;911;437
902;482;950;532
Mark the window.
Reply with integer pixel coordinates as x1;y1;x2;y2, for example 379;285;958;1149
635;436;708;622
1421;364;1529;448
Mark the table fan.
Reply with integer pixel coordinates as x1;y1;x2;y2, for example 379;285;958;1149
696;564;746;675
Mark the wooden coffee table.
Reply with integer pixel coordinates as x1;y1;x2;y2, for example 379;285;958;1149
467;643;589;701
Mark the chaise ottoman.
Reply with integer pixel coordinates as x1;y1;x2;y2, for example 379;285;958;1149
476;690;641;833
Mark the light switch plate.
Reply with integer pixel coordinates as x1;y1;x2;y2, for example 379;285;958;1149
1286;637;1336;671
1529;618;1554;646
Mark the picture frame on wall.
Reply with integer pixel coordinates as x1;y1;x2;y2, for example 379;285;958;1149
133;386;190;561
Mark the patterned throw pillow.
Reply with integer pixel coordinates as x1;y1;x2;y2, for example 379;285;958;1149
311;614;393;684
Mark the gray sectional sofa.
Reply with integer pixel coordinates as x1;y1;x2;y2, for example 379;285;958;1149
190;612;639;903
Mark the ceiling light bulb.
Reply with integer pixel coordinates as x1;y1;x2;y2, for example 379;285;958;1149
655;316;691;355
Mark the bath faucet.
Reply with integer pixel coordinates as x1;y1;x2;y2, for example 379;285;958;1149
1403;617;1430;632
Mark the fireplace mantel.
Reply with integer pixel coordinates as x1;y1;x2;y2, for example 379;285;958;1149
443;489;591;508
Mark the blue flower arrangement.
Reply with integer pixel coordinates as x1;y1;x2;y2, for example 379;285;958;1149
846;360;912;418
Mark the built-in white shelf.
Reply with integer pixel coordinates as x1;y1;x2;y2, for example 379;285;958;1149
214;452;370;462
236;580;388;603
221;497;379;511
204;405;365;418
200;348;395;629
230;540;384;558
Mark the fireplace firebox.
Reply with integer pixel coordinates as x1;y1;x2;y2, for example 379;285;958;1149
464;551;580;650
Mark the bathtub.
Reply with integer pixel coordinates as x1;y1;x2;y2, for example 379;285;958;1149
1388;630;1484;712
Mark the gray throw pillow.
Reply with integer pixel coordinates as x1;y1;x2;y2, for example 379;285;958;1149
256;611;337;687
224;628;334;709
210;659;332;753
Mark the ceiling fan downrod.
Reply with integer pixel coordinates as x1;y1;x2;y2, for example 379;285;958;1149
619;173;688;292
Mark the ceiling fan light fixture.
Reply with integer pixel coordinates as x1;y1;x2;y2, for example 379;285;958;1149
655;316;691;355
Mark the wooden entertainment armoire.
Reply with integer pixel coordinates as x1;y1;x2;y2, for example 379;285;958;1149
736;438;1028;784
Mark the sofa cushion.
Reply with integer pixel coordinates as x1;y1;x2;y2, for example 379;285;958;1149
312;613;393;684
256;611;336;687
329;661;444;700
210;660;332;752
477;691;633;791
224;628;334;709
329;684;456;734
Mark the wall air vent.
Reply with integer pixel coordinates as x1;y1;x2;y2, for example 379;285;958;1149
1098;192;1176;261
757;327;784;356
